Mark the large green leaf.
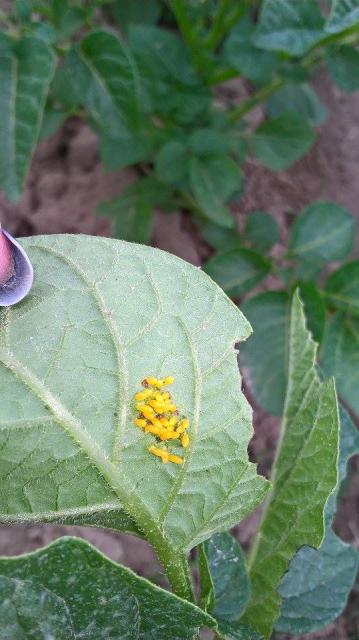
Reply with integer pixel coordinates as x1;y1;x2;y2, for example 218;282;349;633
97;191;154;245
241;292;290;416
242;291;339;638
0;36;55;201
326;45;359;92
325;260;359;316
203;249;271;298
200;533;250;622
254;0;325;56
222;16;279;85
289;202;355;266
155;140;188;185
244;211;280;253
199;533;260;640
0;537;214;639
0;235;268;585
321;312;359;415
297;281;326;343
199;222;242;252
326;0;359;33
266;83;327;125
110;0;161;33
251;113;316;171
189;156;241;228
0;575;73;639
276;406;359;634
66;30;143;139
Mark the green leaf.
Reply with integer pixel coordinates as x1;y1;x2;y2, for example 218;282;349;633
276;406;359;634
67;30;143;139
128;25;197;86
326;0;359;33
97;192;153;245
325;260;359;316
99;129;153;171
223;16;279;85
0;537;214;639
203;249;271;298
188;129;232;156
198;543;215;612
289;201;355;266
189;156;242;228
202;533;250;622
0;235;269;575
244;211;280;252
321;312;359;414
243;291;339;639
0;575;74;639
241;292;290;415
326;45;359;92
110;0;161;33
51;63;80;109
39;107;67;141
200;221;242;252
251;113;316;171
155;140;188;184
219;620;263;640
254;0;325;56
0;36;55;201
298;282;326;343
128;26;211;125
266;83;328;125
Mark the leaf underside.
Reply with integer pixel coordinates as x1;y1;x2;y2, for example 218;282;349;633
242;292;339;639
0;235;268;556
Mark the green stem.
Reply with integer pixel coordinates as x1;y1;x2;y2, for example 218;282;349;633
170;0;205;74
204;0;254;50
229;76;285;121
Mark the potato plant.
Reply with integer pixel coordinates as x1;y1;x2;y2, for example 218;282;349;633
0;230;357;639
0;0;359;637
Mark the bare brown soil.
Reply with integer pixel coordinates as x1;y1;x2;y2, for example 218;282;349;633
0;71;358;639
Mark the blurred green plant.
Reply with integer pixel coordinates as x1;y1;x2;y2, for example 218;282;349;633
1;0;359;225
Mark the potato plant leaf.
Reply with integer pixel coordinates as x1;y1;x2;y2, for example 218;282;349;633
326;0;359;33
254;0;325;56
0;36;56;201
0;537;215;639
251;113;316;171
242;291;339;638
200;533;250;622
241;291;290;416
325;260;359;316
66;30;143;139
189;156;242;228
266;83;327;125
244;211;280;253
289;202;355;266
276;406;359;634
0;575;74;639
326;45;359;91
0;235;268;590
203;249;271;298
321;312;359;415
297;282;326;344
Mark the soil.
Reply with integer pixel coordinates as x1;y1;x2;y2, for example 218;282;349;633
0;71;358;639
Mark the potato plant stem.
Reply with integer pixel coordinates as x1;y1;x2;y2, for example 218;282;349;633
204;0;255;50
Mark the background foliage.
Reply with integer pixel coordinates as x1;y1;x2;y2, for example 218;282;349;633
0;1;358;639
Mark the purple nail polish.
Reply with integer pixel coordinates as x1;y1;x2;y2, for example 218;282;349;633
0;227;33;306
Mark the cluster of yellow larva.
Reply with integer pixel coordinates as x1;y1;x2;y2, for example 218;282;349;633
134;376;190;465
